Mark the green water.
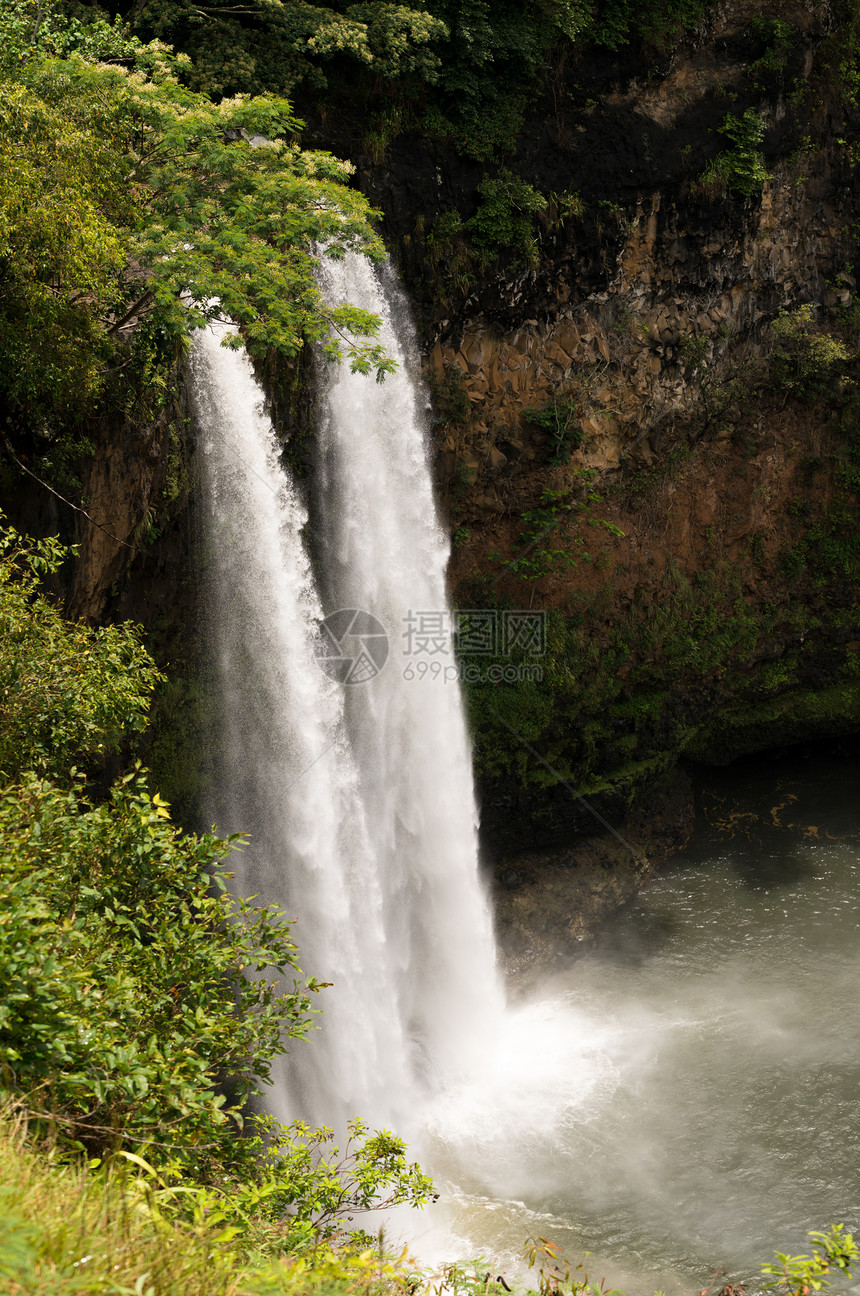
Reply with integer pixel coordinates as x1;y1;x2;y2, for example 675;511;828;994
423;749;860;1295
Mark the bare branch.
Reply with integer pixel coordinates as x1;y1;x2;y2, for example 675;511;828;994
2;432;134;551
106;289;155;336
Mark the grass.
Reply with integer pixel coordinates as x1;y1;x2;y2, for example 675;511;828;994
1;1106;856;1296
0;1107;410;1296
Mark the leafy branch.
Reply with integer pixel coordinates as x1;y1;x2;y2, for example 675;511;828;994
762;1225;858;1296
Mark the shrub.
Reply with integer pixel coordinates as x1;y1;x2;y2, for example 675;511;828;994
468;170;547;261
0;1108;427;1293
769;305;852;396
747;16;796;86
0;769;322;1170
0;522;161;782
762;1224;858;1296
678;334;711;373
428;363;470;426
522;398;586;464
694;109;770;197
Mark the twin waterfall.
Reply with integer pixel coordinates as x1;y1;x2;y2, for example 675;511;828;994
191;253;502;1135
191;270;860;1291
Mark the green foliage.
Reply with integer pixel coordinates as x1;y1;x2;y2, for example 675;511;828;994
762;1225;858;1296
522;397;585;465
0;0;171;67
419;1258;512;1296
416;0;713;157
76;0;716;166
193;1118;435;1253
0;521;161;782
468;169;546;261
418;0;586;159
498;490;581;583
423;209;486;308
589;0;711;52
694;109;770;198
362;104;406;164
0;1111;425;1294
464;556;803;793
747;17;796;87
429;209;466;246
832;0;860;108
1;1110;853;1296
497;482;624;583
428;362;470;426
0;1;392;440
781;494;860;581
769;305;853;396
545;189;585;228
0;769;322;1167
128;0;448;98
525;1235;624;1296
678;334;710;373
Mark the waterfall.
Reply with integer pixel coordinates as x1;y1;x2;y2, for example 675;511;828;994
191;255;502;1137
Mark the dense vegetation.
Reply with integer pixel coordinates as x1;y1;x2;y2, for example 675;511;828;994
64;0;713;159
0;0;394;501
2;0;860;1286
462;326;860;822
0;515;436;1286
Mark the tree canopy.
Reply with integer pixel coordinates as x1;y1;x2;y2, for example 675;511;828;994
0;0;393;441
131;0;449;98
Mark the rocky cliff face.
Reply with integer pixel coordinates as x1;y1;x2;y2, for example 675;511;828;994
68;407;176;624
318;0;860;955
25;0;860;957
340;0;853;498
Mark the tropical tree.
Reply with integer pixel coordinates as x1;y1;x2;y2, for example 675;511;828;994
0;0;393;442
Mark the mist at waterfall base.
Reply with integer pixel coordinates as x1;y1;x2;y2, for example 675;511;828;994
417;752;860;1295
191;261;860;1295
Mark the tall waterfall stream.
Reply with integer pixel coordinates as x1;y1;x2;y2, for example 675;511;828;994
191;254;501;1140
191;257;860;1294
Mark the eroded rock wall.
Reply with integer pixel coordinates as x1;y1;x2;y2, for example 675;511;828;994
316;0;860;925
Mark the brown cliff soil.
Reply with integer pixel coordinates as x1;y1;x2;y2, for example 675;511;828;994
9;0;857;953
449;394;848;615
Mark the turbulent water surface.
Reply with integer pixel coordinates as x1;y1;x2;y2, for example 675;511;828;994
418;751;860;1295
191;269;860;1296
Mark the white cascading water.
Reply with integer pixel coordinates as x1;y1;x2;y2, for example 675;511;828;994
191;257;502;1138
185;261;860;1293
313;254;503;1097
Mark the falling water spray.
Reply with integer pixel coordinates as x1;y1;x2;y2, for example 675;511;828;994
192;256;501;1137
